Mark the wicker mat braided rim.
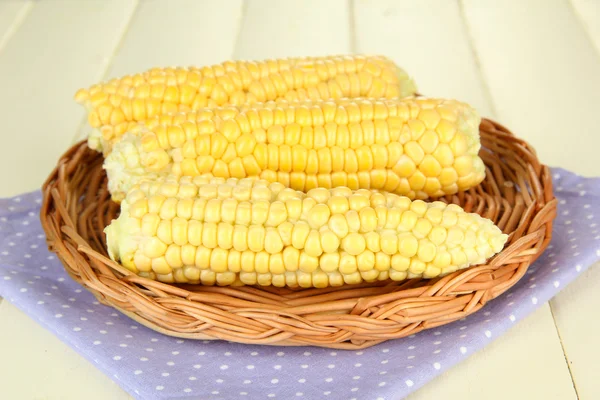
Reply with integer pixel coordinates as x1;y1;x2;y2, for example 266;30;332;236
40;118;557;350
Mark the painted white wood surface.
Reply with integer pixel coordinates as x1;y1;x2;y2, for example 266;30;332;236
571;0;600;54
462;0;600;177
353;0;493;117
0;0;137;197
0;0;598;398
0;302;131;400
0;1;33;53
551;261;600;399
234;0;351;59
408;304;577;400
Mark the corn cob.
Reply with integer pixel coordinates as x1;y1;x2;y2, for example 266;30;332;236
74;55;417;153
105;175;507;287
104;97;485;202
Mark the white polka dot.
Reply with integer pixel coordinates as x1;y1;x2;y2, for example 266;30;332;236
406;380;414;387
184;388;192;393
134;370;142;375
303;351;311;356
354;363;362;367
584;204;591;208
553;281;560;288
433;349;441;354
379;371;387;375
189;376;197;380
433;340;442;345
381;360;388;364
296;392;303;396
212;391;219;395
172;351;179;355
565;221;571;225
36;301;44;305
277;351;284;356
151;338;158;342
246;365;255;370
54;314;62;318
460;347;467;354
381;348;389;353
485;330;492;338
251;352;258;356
1;251;9;256
298;378;306;383
301;364;308;369
3;276;10;280
198;351;205;355
220;365;228;370
327;364;335;369
240;392;248;396
155;386;164;391
509;315;516;322
353;376;360;380
146;348;154;352
460;334;467;338
161;372;169;377
193;364;201;369
167;361;175;366
407;355;415;359
325;378;333;382
271;378;279;384
355;351;363;355
93;341;101;345
215;379;223;383
140;357;148;362
330;352;337;356
576;264;582;272
580;191;587;196
113;356;121;361
323;392;331;396
532;297;538;305
274;365;281;370
267;394;274;398
408;345;416;349
351;388;358;392
73;327;81;332
24;254;31;258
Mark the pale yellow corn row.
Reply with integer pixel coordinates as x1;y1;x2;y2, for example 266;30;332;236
105;176;507;287
105;97;485;202
74;55;417;153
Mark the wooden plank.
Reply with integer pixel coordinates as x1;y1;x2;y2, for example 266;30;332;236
0;302;131;399
407;305;577;400
0;0;137;197
462;0;600;176
0;1;33;53
106;0;244;78
571;0;600;54
353;0;493;116
234;0;351;60
551;262;600;399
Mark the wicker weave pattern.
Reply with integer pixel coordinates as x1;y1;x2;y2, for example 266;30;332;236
40;118;556;349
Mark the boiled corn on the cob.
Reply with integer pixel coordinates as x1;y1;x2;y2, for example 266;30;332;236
75;55;417;153
105;175;507;287
104;97;485;202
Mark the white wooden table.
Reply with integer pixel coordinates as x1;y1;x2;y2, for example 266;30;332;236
1;0;598;398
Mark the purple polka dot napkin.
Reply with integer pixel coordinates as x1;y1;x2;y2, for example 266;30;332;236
0;167;599;400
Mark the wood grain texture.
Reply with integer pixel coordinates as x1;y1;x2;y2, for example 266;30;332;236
353;0;493;117
234;0;351;60
0;302;132;399
462;0;600;176
408;305;577;400
0;0;137;197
